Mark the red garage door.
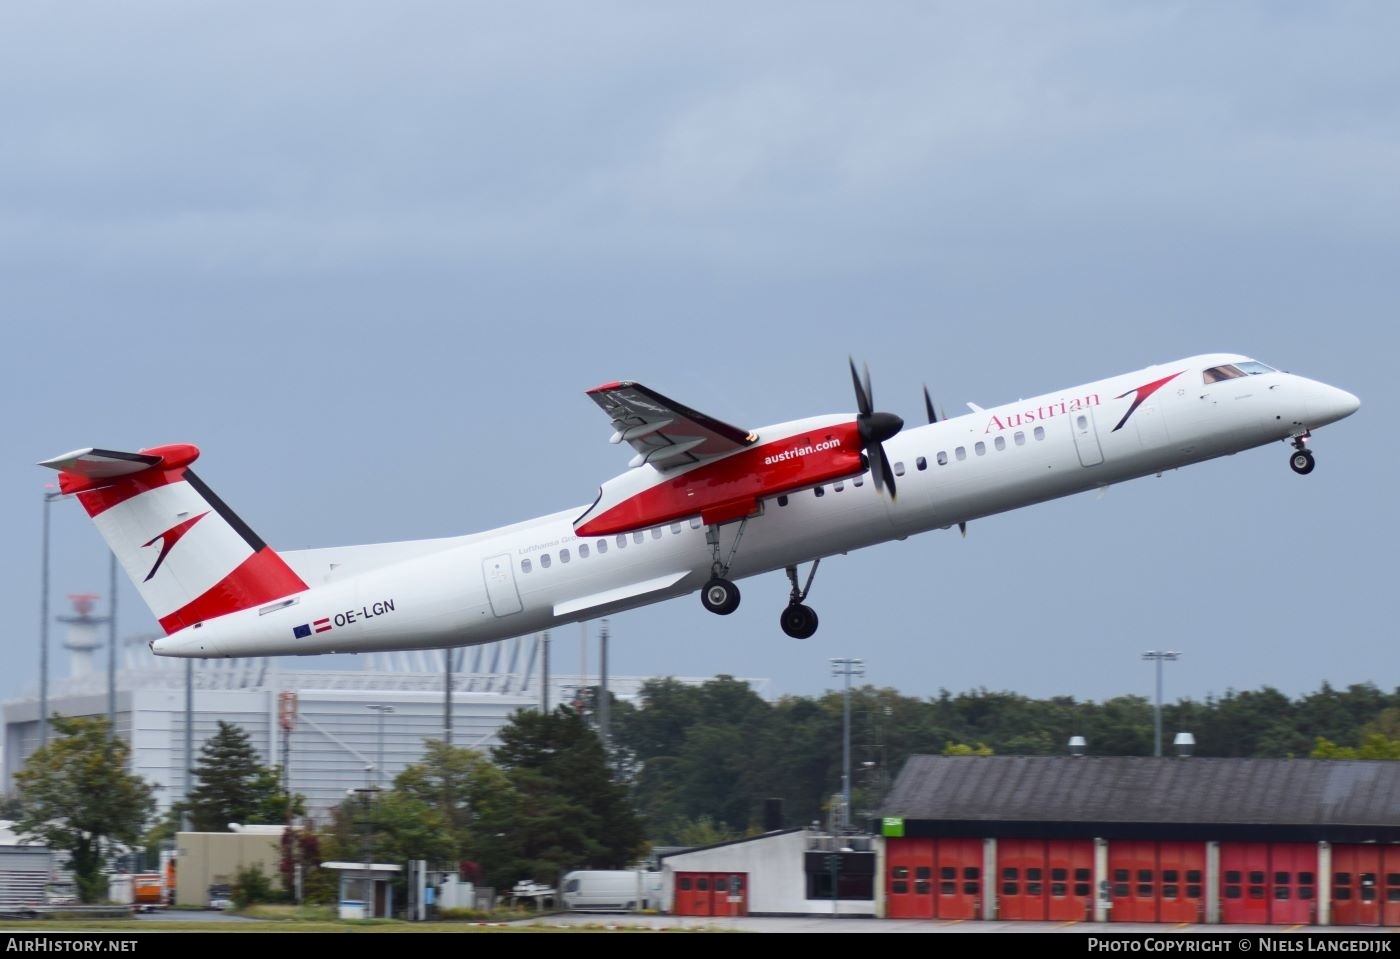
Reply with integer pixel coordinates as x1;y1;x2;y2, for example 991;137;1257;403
1109;840;1159;922
997;839;1092;921
1333;845;1381;927
1385;849;1400;928
887;838;935;919
935;839;983;920
1220;843;1317;925
1158;841;1206;924
674;872;748;917
886;838;982;919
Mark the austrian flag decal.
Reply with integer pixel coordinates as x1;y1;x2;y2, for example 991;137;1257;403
291;618;332;639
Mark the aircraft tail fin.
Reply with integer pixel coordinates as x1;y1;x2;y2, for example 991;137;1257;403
38;445;308;635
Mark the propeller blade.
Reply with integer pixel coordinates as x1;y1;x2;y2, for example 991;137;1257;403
923;385;938;424
849;358;872;418
874;444;897;500
959;521;967;538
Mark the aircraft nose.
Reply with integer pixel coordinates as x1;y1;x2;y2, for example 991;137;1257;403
1310;384;1361;426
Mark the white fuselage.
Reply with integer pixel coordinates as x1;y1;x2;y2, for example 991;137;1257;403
150;353;1359;658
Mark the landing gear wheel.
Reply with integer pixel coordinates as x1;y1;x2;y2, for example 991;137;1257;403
778;602;817;638
780;604;819;639
701;578;741;615
1290;450;1315;475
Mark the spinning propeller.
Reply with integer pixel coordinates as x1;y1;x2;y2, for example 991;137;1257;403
849;359;904;499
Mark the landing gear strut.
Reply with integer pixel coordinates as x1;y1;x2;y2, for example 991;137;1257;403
1289;434;1315;475
699;519;748;616
779;561;821;639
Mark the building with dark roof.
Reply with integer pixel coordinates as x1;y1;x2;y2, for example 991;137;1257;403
879;756;1400;925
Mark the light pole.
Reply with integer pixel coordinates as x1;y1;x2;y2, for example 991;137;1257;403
830;657;864;830
39;489;63;749
1142;651;1181;758
366;704;395;787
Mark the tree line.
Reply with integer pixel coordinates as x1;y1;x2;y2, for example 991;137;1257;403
9;678;1400;902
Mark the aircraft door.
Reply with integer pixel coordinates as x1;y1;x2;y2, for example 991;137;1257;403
1071;406;1105;467
481;553;523;617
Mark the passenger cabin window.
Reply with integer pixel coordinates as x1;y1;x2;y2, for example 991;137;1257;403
777;495;789;507
1034;426;1046;441
974;442;985;456
578;543;589;559
633;531;645;544
893;462;905;476
955;446;967;461
814;486;824;497
916;456;927;471
671;523;682;534
994;436;1005;451
853;475;864;487
616;534;627;549
937;451;948;466
539;553;551;569
834;480;845;491
520;558;532;573
597;539;607;554
690;517;703;529
1014;431;1025;446
559;548;570;564
651;528;662;540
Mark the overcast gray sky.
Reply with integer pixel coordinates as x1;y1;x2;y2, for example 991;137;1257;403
2;3;1392;707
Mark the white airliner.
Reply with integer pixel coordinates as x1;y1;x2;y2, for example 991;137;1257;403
40;353;1358;658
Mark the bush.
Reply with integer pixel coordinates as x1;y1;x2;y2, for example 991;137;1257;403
231;863;279;908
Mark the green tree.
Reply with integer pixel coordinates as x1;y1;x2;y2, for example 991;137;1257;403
1311;733;1400;760
15;715;155;902
484;707;646;885
187;721;302;831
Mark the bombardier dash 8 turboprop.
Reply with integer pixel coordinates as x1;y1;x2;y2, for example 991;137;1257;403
41;353;1358;658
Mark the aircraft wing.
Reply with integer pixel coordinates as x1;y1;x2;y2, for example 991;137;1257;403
587;381;755;469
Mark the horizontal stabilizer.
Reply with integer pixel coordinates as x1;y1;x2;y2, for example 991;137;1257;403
38;447;164;480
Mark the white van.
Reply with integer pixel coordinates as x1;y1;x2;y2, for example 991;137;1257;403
561;870;662;912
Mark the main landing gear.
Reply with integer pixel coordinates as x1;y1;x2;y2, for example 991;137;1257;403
780;560;821;639
697;520;822;638
1289;434;1316;475
700;520;747;616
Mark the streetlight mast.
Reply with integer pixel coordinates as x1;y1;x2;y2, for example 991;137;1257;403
1142;651;1181;758
830;657;865;830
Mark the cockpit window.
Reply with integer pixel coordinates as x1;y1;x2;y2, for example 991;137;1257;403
1203;364;1245;384
1204;361;1276;383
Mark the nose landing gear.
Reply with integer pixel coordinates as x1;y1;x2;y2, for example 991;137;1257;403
1289;434;1315;475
